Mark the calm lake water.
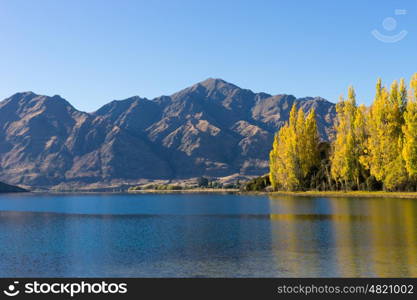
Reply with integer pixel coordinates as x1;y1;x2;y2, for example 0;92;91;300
0;193;416;277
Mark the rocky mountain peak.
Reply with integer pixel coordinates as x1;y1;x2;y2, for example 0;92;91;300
197;78;239;90
0;80;336;189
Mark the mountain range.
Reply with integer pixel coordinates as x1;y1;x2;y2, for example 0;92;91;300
0;78;336;189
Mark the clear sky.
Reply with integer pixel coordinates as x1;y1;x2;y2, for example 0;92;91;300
1;0;416;112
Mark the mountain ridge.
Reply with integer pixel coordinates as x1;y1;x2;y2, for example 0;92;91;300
0;79;336;188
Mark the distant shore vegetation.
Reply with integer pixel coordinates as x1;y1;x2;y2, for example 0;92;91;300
129;74;417;194
128;177;242;191
268;73;417;192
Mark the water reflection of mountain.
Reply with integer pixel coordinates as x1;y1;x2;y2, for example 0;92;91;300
268;196;417;277
0;194;416;277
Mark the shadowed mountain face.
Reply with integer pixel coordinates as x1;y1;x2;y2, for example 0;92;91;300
0;79;336;188
0;181;27;193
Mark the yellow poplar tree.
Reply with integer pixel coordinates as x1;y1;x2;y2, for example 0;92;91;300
295;107;306;180
398;78;407;112
403;73;417;179
269;134;280;190
365;79;407;190
354;104;369;187
304;108;320;176
365;80;386;181
270;75;417;191
269;105;299;190
331;87;362;189
269;104;320;191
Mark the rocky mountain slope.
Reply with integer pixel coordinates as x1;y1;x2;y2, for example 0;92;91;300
0;181;27;193
0;79;336;188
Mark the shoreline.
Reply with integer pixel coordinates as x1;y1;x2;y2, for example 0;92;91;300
105;189;417;199
128;189;417;199
127;188;239;194
11;189;417;199
266;190;417;199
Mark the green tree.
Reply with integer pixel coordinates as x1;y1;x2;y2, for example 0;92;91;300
197;177;209;187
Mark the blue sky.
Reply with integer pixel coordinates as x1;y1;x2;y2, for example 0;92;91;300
0;0;416;112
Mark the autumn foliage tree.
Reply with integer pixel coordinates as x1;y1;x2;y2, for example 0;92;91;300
269;104;320;191
402;74;417;180
364;79;408;190
330;87;367;189
269;73;417;192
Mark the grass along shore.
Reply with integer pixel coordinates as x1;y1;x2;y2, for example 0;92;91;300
128;188;417;198
128;188;239;194
267;190;417;199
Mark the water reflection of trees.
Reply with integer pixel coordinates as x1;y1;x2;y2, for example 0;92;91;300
268;196;417;277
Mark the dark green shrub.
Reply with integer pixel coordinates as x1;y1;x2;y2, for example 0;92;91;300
243;175;271;191
197;177;209;188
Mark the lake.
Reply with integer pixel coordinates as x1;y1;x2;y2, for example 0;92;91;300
0;193;416;277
